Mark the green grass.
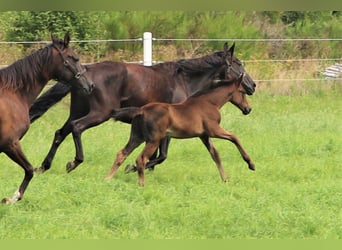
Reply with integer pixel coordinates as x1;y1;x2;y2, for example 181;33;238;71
0;82;341;239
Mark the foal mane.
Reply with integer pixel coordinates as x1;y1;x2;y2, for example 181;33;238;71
0;45;52;91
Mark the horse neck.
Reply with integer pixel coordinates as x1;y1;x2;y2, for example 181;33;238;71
197;82;238;109
2;47;53;105
185;69;222;95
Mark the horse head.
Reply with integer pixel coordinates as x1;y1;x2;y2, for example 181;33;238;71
50;32;94;95
222;42;256;95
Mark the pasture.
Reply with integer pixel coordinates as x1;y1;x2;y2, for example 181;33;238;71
0;81;341;239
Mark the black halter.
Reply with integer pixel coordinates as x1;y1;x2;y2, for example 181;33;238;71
226;59;243;80
52;43;86;81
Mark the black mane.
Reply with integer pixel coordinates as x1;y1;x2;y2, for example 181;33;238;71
176;51;225;76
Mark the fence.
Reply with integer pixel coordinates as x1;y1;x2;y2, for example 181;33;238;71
1;32;342;82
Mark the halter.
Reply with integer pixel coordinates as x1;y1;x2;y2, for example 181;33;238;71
52;43;86;81
226;59;244;80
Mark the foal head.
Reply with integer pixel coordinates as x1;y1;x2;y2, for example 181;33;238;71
50;32;94;94
231;74;252;115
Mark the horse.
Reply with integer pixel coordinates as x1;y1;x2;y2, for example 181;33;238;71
0;32;94;204
105;72;255;186
29;42;256;174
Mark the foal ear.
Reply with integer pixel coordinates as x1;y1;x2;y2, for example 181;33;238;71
63;32;71;47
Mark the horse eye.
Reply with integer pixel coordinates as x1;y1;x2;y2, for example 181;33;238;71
68;55;79;62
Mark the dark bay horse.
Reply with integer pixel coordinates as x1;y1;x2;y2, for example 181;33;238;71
29;43;256;174
105;73;255;186
0;33;94;204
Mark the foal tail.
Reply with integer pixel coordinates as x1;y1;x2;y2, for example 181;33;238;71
29;82;71;123
112;107;143;124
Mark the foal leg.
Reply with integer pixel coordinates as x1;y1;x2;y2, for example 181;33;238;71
200;135;228;182
125;136;171;173
135;142;160;186
213;127;255;171
146;136;171;170
2;140;34;204
105;131;144;180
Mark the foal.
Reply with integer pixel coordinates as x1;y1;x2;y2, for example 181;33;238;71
105;74;255;186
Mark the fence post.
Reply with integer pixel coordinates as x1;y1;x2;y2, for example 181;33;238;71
143;32;153;66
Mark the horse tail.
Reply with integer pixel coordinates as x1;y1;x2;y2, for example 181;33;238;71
29;82;71;123
112;107;143;124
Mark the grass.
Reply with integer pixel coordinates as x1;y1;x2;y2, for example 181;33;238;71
0;81;341;239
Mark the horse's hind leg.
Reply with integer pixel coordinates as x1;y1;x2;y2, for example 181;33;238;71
126;136;171;173
2;140;34;204
135;142;160;186
105;129;144;180
146;136;171;170
200;135;228;182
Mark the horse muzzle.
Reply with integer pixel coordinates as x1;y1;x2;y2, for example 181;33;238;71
242;107;252;115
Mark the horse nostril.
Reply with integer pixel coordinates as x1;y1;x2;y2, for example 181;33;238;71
90;82;95;91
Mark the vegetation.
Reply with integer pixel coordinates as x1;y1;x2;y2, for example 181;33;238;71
0;11;341;61
0;11;341;239
0;82;341;239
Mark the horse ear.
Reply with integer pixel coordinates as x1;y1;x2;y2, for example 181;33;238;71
51;33;58;44
223;42;228;55
229;42;235;57
63;32;71;47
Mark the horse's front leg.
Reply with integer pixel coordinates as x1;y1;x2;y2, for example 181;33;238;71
2;140;34;204
35;120;72;173
67;112;111;173
200;135;228;182
213;127;255;171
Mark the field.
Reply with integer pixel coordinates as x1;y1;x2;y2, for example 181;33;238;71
0;81;341;239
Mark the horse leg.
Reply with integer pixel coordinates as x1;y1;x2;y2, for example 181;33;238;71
146;136;171;170
135;142;160;186
2;140;34;204
67;112;111;173
35;120;72;173
212;127;255;171
200;135;228;182
125;136;171;173
105;133;144;180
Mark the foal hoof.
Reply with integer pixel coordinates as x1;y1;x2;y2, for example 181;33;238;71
249;163;256;171
124;164;137;174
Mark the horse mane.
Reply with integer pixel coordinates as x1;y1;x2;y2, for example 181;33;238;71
176;51;225;76
150;51;225;77
0;45;52;91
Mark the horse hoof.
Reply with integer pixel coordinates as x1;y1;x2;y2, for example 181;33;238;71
66;161;76;173
249;163;256;171
34;167;45;174
124;164;137;174
1;198;10;204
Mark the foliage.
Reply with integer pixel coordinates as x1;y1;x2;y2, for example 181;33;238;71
0;11;341;60
0;83;341;239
